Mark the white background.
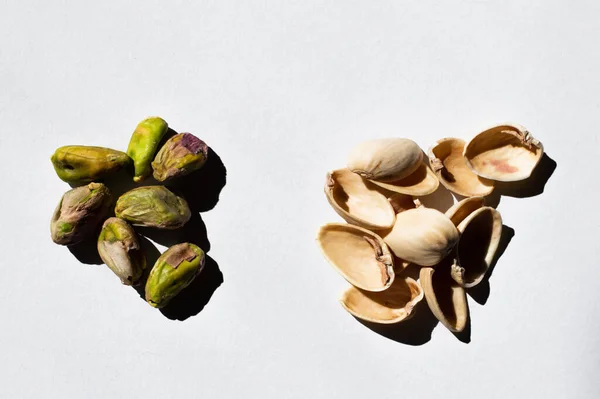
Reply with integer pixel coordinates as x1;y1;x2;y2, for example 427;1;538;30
1;1;598;398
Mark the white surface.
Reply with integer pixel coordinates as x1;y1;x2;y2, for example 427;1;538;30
1;1;598;398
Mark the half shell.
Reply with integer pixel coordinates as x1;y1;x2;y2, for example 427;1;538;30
382;207;459;267
445;196;485;226
325;169;396;230
347;138;423;182
452;206;503;288
429;138;494;197
317;223;395;292
340;277;423;324
420;260;468;333
369;161;439;196
464;124;544;182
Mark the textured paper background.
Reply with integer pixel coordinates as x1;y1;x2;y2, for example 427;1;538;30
1;1;598;398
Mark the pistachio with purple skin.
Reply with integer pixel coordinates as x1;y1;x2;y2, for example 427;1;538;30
152;133;208;182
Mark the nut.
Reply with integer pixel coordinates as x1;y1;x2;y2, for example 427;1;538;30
115;186;191;229
152;133;208;182
126;117;169;182
51;146;131;185
98;217;146;285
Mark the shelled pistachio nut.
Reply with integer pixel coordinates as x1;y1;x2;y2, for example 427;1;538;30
382;207;459;267
445;196;485;226
325;169;395;230
98;218;146;285
152;133;208;182
317;223;395;291
451;206;502;288
50;183;112;246
51;146;131;185
145;243;206;308
347;138;423;182
115;186;191;229
127;116;169;182
464;123;544;182
340;276;423;324
420;259;468;333
429;138;494;197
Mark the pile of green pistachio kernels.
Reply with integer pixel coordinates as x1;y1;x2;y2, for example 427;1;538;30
50;117;211;309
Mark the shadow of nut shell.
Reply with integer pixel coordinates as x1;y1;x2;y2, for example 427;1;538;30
50;183;113;246
317;223;395;292
50;146;131;185
382;207;459;267
452;206;503;288
115;186;191;230
420;261;468;333
325;169;396;230
463;123;544;182
368;161;439;196
347;138;423;182
428;138;494;197
98;218;146;286
340;276;423;324
445;196;485;227
145;243;206;308
152;133;208;182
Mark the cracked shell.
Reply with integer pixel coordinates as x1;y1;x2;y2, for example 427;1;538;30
445;196;485;226
464;124;544;182
451;206;503;288
368;160;439;196
382;207;459;267
429;138;494;197
325;169;395;230
340;276;423;324
317;223;395;292
420;258;468;333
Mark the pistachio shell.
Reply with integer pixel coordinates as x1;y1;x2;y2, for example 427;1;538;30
347;138;423;182
429;138;494;197
451;206;503;288
420;261;468;333
445;196;485;226
382;207;459;267
387;193;417;214
325;169;395;230
340;277;423;324
368;161;439;196
317;223;395;292
464;124;544;182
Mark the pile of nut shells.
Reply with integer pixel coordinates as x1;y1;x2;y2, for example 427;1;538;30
317;124;544;334
50;117;212;310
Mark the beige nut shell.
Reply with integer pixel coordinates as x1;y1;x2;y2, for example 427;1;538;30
340;277;423;324
317;223;395;292
325;169;396;230
464;123;544;182
445;196;485;226
369;161;439;196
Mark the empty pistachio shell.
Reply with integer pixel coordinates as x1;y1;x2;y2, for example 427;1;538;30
115;186;191;229
340;277;423;324
51;146;131;185
445;196;485;226
145;243;206;308
429;138;494;197
368;161;439;196
464;124;544;182
451;206;502;288
152;133;208;182
382;207;459;267
127;117;169;182
98;218;146;285
420;261;468;333
325;169;395;230
347;138;423;182
50;183;112;246
387;193;417;214
317;223;395;292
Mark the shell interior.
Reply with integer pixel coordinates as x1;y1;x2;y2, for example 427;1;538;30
429;138;494;197
456;207;503;288
445;196;485;226
317;223;395;292
464;124;543;182
369;161;439;196
340;277;423;324
326;169;395;230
